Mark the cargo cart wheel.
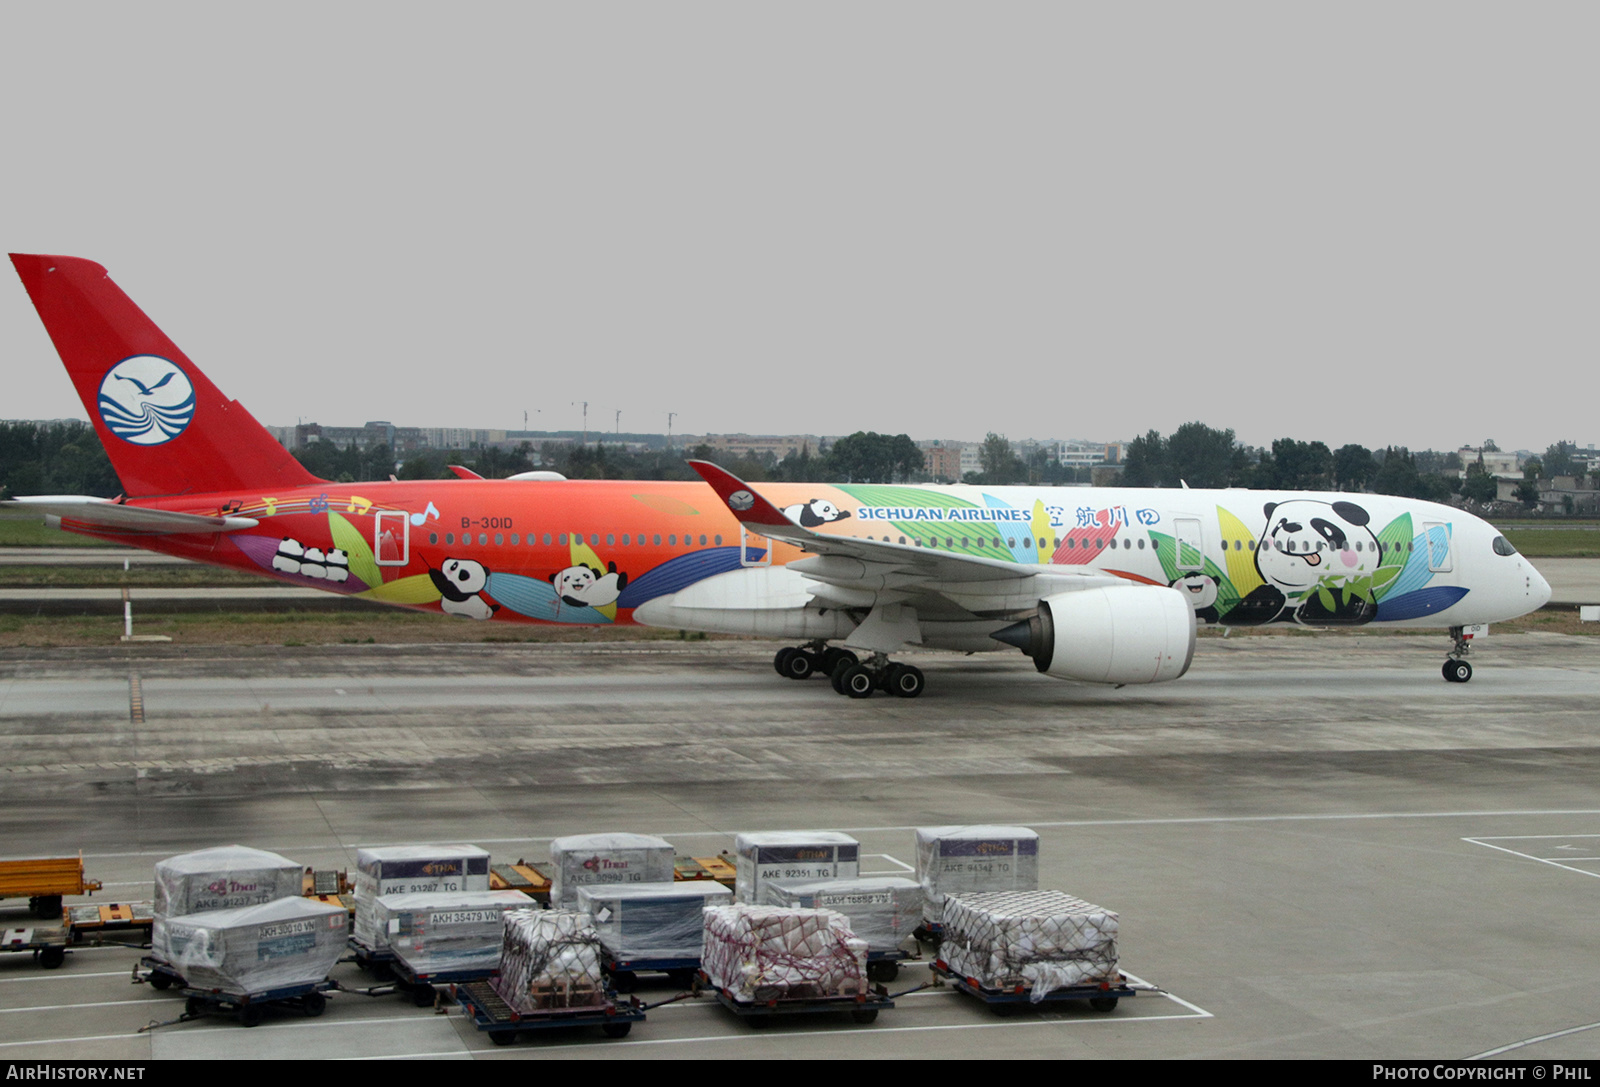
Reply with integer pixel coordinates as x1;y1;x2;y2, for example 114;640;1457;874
239;1004;264;1028
489;1030;517;1046
38;947;64;970
304;991;327;1017
149;973;172;990
609;970;637;993
409;984;435;1008
602;1021;633;1038
1089;997;1118;1013
184;997;204;1018
667;968;697;988
746;1014;772;1029
867;961;899;983
850;1008;879;1024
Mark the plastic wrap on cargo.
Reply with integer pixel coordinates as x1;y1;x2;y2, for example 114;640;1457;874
914;825;1039;923
353;845;491;950
547;833;676;910
155;897;347;997
940;890;1119;1002
733;831;860;904
701;903;868;1002
493;909;606;1012
152;846;305;924
762;876;922;953
376;890;532;977
579;881;732;962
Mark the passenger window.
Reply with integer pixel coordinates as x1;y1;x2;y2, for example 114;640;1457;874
715;535;722;546
653;534;661;546
494;533;503;546
445;533;455;545
669;534;677;546
1022;537;1031;549
558;533;567;545
479;533;488;545
429;533;438;545
699;535;707;546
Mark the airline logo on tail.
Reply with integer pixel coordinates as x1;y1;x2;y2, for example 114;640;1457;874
96;355;196;445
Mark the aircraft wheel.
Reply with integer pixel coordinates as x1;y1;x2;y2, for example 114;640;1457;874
822;648;858;675
1443;659;1472;683
409;984;434;1008
840;665;876;699
774;648;796;676
867;960;899;983
780;650;815;681
887;665;925;699
830;659;852;694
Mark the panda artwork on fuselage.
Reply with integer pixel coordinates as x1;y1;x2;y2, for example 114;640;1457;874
1230;499;1382;626
1171;573;1222;624
782;499;851;528
428;557;499;620
550;561;627;610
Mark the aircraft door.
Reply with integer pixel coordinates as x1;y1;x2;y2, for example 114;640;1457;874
1423;521;1453;573
741;525;772;567
375;510;410;566
1174;518;1204;572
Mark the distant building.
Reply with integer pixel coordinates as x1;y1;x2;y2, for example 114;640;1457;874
917;439;966;482
697;434;822;462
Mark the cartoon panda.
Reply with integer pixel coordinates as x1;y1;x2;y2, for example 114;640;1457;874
325;549;350;584
299;547;328;579
550;561;628;609
1170;573;1221;624
428;557;499;620
1235;500;1382;625
271;538;304;575
782;498;852;528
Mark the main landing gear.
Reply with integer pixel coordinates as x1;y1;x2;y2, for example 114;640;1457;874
1443;625;1474;683
772;644;925;699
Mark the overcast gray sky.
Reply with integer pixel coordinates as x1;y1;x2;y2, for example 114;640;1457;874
2;3;1593;454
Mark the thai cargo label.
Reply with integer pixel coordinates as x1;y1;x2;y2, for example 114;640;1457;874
425;909;503;926
937;839;1038;858
747;845;860;865
360;857;490;880
257;918;319;961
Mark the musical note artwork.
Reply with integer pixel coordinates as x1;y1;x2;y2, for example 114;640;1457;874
345;495;373;516
261;497;279;516
409;501;441;527
308;493;330;514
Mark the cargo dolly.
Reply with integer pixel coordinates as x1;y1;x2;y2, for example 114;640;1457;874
601;948;699;992
697;972;894;1026
352;956;497;1008
347;935;398;977
133;956;186;991
931;960;1137;1013
139;978;337;1030
66;902;153;947
0;855;103;921
456;979;645;1044
0;922;69;969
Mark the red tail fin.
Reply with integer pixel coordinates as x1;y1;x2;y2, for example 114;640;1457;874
10;254;322;499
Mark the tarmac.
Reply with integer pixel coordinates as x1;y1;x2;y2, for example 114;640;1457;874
0;629;1596;1060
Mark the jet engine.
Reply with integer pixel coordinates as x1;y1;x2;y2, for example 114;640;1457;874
992;586;1196;685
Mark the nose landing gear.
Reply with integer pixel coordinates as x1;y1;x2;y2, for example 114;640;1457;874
1443;625;1474;683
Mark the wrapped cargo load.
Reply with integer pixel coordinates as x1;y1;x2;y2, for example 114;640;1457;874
353;845;490;950
494;909;605;1012
701;903;869;1002
156;897;347;996
940;890;1119;1002
914;825;1039;924
548;833;675;910
377;890;532;977
762;876;921;953
579;881;732;961
153;845;305;920
733;831;859;904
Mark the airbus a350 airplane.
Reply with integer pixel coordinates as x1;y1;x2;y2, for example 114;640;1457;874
7;254;1552;697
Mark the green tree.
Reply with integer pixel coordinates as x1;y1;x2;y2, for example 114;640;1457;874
1332;444;1377;491
1168;422;1244;488
1121;429;1170;487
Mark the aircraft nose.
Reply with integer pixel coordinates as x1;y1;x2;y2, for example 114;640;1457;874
1528;561;1553;610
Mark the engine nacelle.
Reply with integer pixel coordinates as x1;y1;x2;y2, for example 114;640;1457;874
993;586;1196;685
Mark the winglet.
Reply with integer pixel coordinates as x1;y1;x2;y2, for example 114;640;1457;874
688;461;797;531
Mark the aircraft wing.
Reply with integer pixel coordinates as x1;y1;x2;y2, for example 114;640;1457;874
2;496;260;534
689;461;1112;589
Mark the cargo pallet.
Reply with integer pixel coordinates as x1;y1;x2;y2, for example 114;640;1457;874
456;979;644;1044
931;961;1134;1013
698;972;894;1026
66;902;153;947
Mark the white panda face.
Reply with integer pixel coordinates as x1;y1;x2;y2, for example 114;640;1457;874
441;557;489;594
555;566;597;595
810;500;841;521
1257;500;1380;591
1173;574;1218;609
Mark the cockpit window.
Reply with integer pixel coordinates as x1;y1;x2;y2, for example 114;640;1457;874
1492;535;1518;556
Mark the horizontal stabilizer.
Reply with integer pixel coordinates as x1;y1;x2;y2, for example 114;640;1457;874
3;496;259;534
